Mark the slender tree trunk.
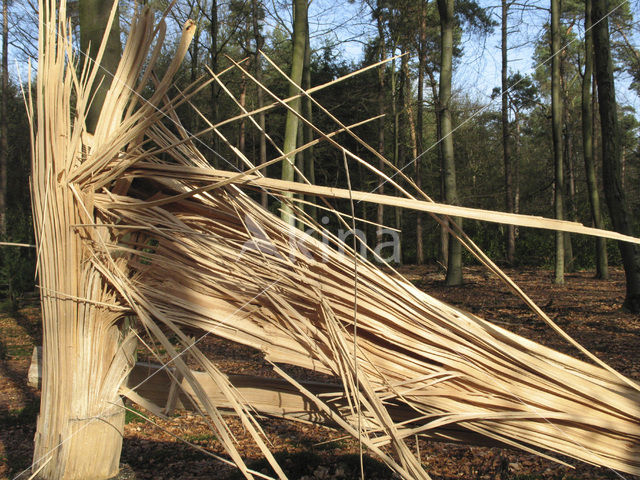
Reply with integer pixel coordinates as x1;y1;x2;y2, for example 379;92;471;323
239;73;247;157
375;4;385;244
514;118;520;216
391;48;402;263
592;0;640;312
501;0;515;265
189;26;200;135
210;0;220;158
582;23;608;279
280;0;307;225
302;13;316;222
426;72;448;268
438;0;462;285
415;1;427;265
0;0;8;236
564;126;574;272
251;0;268;208
551;0;565;284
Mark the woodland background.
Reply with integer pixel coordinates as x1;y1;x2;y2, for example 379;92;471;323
0;0;639;300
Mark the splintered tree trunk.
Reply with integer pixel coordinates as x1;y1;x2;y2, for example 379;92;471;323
582;0;608;279
592;0;640;311
31;3;136;479
551;0;565;285
438;0;462;285
280;0;307;225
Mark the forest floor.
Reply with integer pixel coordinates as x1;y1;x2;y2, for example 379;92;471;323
1;265;639;480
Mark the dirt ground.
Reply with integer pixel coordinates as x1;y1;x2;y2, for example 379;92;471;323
1;266;639;480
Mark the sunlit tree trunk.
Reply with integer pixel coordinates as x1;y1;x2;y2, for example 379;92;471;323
592;0;640;312
280;0;307;225
551;0;565;284
438;0;462;285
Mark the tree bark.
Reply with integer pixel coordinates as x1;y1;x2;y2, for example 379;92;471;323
302;13;316;222
210;0;220;158
0;0;8;236
426;70;448;268
415;1;427;265
79;0;120;135
501;0;516;265
251;0;268;209
375;2;385;244
582;29;608;279
551;0;565;284
592;0;640;311
280;0;307;226
438;0;462;285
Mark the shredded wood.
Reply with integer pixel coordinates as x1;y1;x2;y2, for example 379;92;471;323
30;2;640;479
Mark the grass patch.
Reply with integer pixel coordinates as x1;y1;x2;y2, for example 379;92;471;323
124;405;147;424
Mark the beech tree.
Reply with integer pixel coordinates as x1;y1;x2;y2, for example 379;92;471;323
280;0;308;225
438;0;462;286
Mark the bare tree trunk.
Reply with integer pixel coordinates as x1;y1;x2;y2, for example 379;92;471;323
501;0;515;265
582;26;608;279
414;1;428;265
438;0;462;285
426;72;448;268
251;0;268;209
210;0;220;158
551;0;565;284
280;0;307;226
375;3;385;244
302;13;316;222
390;48;402;263
592;0;640;312
0;0;8;236
564;125;574;272
404;54;419;261
189;23;200;136
238;73;247;157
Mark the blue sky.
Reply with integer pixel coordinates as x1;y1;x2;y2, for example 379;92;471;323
9;0;639;115
297;0;639;114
